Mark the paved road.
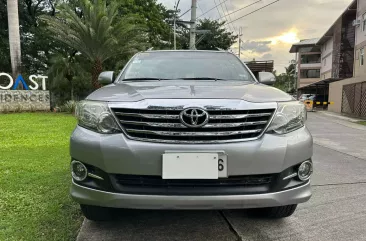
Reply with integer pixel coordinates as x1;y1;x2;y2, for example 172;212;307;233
77;112;366;241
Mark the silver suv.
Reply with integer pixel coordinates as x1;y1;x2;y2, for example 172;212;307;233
70;50;313;221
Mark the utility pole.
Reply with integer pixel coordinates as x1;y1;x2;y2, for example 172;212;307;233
173;0;181;50
189;0;197;50
238;27;243;59
238;39;241;59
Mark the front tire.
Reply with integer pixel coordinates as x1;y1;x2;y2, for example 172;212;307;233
248;204;297;219
80;204;115;221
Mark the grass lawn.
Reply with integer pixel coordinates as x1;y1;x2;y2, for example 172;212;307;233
357;121;366;126
0;113;82;241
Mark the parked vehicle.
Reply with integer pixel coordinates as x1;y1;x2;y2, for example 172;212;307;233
299;94;316;102
70;50;313;221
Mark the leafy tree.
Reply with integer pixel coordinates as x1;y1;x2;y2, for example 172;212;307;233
179;18;237;50
117;0;175;49
0;0;63;76
0;0;11;74
48;53;80;100
48;52;94;105
41;0;148;89
274;63;296;93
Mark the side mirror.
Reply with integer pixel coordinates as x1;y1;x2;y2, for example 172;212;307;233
98;71;114;85
258;72;276;85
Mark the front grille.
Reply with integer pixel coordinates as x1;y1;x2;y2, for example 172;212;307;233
111;108;275;143
110;174;275;195
113;174;273;187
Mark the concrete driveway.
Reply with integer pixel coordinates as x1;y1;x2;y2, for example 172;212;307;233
77;112;366;241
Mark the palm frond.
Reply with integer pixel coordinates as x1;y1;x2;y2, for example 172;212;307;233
40;0;148;64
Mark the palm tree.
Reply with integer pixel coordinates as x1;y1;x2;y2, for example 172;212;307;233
7;0;22;79
42;0;147;89
48;54;79;100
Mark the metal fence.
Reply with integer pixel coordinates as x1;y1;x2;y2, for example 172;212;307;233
341;81;366;118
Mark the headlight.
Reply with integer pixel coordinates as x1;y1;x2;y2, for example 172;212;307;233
75;100;121;134
267;101;306;134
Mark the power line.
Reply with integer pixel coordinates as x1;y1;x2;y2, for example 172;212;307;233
214;0;233;32
216;0;262;21
197;0;230;19
219;0;236;34
228;0;239;30
223;0;281;26
221;0;232;21
197;2;204;14
179;8;191;18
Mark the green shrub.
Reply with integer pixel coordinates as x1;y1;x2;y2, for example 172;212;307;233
60;100;78;113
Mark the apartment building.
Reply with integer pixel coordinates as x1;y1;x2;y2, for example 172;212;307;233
289;38;321;88
290;0;366;118
328;0;366;117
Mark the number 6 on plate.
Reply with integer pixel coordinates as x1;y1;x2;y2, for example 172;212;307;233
218;155;228;178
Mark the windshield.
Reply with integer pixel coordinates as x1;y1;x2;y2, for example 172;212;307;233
119;51;256;82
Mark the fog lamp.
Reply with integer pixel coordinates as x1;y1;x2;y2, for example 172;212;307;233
71;160;88;181
298;161;313;181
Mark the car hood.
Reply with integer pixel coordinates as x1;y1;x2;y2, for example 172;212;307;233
86;80;293;103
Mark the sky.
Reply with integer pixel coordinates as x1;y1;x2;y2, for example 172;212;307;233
158;0;353;73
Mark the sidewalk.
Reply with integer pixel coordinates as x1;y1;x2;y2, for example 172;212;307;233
313;110;366;131
315;110;365;122
306;112;366;160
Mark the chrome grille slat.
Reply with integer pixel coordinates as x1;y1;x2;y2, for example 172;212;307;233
114;112;180;119
111;107;276;143
120;120;268;128
126;129;262;136
210;113;272;119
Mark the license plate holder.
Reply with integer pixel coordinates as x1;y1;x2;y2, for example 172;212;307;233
162;152;228;179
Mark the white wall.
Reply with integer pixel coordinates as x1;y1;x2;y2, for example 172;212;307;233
321;37;333;74
300;63;322;68
356;0;366;46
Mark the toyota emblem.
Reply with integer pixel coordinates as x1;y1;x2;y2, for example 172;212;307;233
180;108;209;127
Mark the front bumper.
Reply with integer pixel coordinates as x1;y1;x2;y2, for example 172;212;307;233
70;125;313;176
70;118;313;209
71;180;311;209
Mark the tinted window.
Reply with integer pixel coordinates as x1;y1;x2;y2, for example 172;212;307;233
119;51;255;82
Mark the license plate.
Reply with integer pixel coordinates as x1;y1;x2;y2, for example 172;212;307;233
162;153;228;179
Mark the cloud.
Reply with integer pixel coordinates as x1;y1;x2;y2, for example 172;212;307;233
241;40;272;53
157;0;352;72
258;53;273;60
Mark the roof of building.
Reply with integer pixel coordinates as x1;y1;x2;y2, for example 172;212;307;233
289;0;357;53
298;78;341;90
244;60;274;73
317;0;357;45
289;38;320;53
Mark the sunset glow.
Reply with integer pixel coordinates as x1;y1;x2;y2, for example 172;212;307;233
272;31;300;44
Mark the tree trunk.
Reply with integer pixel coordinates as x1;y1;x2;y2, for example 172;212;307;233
7;0;22;80
92;59;102;89
70;80;74;101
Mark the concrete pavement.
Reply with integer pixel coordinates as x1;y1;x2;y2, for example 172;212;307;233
77;112;366;241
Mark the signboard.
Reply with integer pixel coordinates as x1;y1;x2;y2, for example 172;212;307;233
0;73;50;112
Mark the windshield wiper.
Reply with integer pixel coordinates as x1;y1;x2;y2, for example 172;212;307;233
122;78;167;81
177;77;224;81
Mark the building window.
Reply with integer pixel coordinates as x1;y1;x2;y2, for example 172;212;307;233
300;54;321;64
363;13;366;32
360;48;364;66
300;69;320;78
